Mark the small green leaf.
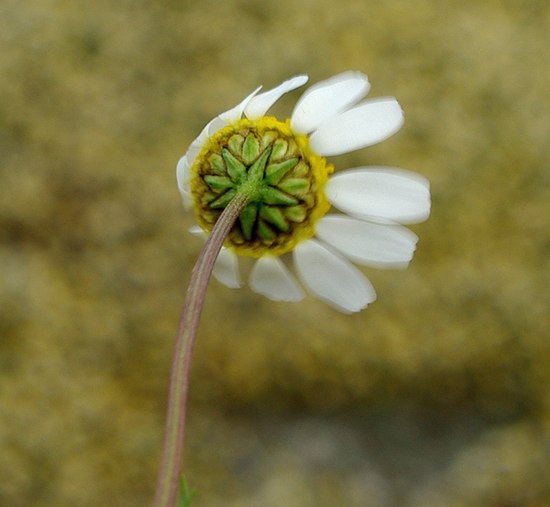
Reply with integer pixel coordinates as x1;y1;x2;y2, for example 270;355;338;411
285;139;299;157
247;146;272;183
257;219;276;243
208;153;226;175
222;148;246;183
227;134;244;156
242;134;260;165
277;178;310;197
260;205;289;232
204;175;235;193
291;159;309;178
270;138;288;160
260;130;277;151
201;191;217;206
262;187;299;206
179;477;196;507
284;205;307;223
239;203;258;240
209;188;237;209
265;158;299;185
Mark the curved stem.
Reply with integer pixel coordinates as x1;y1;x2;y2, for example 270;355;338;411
153;192;250;507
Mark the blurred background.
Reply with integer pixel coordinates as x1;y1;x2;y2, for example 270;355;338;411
1;0;549;505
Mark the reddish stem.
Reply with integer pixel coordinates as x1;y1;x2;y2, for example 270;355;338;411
153;192;249;507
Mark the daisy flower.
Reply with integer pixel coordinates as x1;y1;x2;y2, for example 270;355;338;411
177;71;430;313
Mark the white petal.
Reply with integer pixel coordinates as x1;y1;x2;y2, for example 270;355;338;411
309;98;404;156
213;247;241;288
188;225;204;236
190;86;263;162
218;86;262;125
176;154;196;210
180;190;192;209
176;120;213;205
195;86;262;142
176;154;190;191
176;155;190;192
245;75;308;119
293;239;376;313
315;215;418;269
291;71;370;134
176;87;262;208
249;256;304;302
326;167;431;224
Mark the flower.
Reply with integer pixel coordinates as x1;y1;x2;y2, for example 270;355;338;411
177;72;430;313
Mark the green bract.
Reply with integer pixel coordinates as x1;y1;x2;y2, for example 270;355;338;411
191;117;332;257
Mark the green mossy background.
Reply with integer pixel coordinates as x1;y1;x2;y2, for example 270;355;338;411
1;0;549;505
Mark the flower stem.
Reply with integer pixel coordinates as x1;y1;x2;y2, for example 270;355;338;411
153;191;250;507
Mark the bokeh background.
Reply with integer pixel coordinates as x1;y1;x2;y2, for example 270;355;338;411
1;0;549;505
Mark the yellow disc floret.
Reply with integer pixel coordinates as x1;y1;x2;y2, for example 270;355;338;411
190;117;333;258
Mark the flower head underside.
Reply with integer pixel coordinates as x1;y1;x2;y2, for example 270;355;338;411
177;72;431;312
